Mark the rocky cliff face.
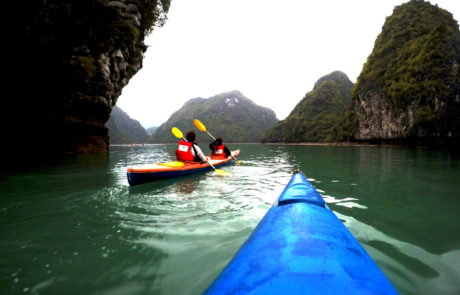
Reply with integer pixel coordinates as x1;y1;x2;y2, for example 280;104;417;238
3;0;169;159
354;89;412;140
353;0;460;143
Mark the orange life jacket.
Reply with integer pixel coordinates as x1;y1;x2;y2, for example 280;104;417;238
175;140;194;161
212;144;226;158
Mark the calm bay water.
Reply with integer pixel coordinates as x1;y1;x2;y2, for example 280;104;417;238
1;144;459;295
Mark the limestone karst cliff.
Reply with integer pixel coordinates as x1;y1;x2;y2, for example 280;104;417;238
3;0;170;159
353;0;460;144
261;71;354;143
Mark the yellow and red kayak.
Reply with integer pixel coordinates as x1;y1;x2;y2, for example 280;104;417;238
127;150;240;186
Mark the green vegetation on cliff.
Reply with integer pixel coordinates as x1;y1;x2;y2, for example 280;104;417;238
9;0;170;107
151;91;278;143
3;0;170;158
262;72;354;143
354;0;460;140
106;106;149;144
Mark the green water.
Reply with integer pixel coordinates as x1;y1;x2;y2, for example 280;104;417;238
1;144;459;295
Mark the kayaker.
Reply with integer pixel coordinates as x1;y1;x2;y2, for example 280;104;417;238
175;131;207;163
209;137;231;158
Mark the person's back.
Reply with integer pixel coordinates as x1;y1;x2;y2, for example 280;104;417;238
209;137;231;158
176;131;207;162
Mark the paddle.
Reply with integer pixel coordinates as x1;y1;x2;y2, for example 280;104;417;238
158;161;185;168
193;119;241;164
171;127;229;175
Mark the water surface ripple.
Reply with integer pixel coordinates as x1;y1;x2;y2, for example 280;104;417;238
1;144;459;295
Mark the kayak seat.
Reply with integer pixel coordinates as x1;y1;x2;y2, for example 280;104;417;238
277;172;326;208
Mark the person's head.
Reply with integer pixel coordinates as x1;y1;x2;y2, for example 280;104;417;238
216;138;223;145
186;131;196;142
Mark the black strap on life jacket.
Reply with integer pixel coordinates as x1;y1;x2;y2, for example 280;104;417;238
191;143;201;162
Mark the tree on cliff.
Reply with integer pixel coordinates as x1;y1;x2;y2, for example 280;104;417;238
352;0;460;143
2;0;170;159
261;71;354;143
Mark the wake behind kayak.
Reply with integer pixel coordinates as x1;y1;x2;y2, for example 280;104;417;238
204;170;398;295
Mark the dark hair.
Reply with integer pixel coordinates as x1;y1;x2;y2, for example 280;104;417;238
216;138;223;145
186;131;196;142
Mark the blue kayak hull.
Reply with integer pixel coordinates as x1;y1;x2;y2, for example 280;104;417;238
204;171;398;295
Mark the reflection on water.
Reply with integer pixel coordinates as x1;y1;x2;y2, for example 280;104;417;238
335;211;460;295
175;178;198;195
323;195;368;209
1;144;459;295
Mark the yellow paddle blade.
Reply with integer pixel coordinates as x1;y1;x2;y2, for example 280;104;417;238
158;161;185;168
171;127;183;139
193;119;207;132
215;169;230;176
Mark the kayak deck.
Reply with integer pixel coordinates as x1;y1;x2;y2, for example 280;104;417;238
204;170;398;295
126;150;240;186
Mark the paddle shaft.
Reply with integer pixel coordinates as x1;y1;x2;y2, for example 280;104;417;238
207;132;216;141
182;137;218;171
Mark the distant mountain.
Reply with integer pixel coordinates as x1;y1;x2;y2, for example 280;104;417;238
261;71;354;142
151;91;278;143
146;126;158;136
106;106;149;144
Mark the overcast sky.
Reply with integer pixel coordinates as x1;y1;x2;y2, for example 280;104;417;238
116;0;460;128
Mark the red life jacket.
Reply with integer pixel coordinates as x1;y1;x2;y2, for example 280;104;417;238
175;140;194;161
212;144;226;158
